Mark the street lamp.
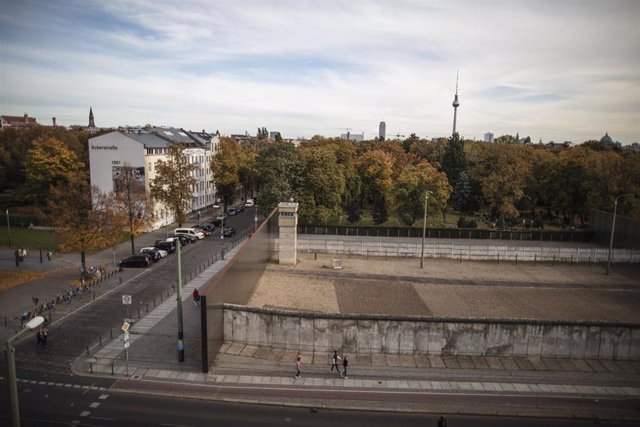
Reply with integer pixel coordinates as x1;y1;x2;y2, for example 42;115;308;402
6;315;45;427
176;240;185;362
607;193;636;275
420;191;431;269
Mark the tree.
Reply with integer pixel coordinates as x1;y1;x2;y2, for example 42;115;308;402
441;132;467;186
297;143;345;224
394;160;452;226
255;142;302;214
149;143;198;227
257;127;269;140
113;164;155;255
24;136;85;204
210;137;242;210
357;149;394;225
450;171;478;214
49;175;123;267
274;132;283;143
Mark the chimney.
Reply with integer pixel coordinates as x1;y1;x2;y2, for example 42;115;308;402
52;117;56;126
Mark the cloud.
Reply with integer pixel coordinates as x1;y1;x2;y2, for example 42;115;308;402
0;0;638;143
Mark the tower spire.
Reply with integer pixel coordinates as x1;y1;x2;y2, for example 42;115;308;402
89;107;95;128
452;70;460;135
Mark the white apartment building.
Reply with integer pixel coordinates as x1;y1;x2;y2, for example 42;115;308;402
89;127;219;230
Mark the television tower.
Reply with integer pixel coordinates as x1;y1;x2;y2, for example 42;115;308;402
452;71;460;135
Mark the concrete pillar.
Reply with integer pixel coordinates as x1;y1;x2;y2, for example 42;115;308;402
278;201;299;265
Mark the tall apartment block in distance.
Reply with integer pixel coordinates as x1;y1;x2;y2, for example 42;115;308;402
379;121;386;141
484;132;494;142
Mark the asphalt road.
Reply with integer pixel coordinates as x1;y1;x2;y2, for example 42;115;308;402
2;374;637;427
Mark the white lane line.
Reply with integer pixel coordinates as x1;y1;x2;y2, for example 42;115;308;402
38;381;47;385
64;384;72;388
73;384;81;388
98;394;109;400
79;411;91;417
89;402;100;408
91;416;116;421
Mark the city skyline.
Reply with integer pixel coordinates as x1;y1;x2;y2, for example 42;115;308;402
1;0;639;144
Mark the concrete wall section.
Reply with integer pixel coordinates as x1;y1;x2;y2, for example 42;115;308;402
222;305;640;361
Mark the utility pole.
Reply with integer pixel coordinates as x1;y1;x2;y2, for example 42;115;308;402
176;240;185;362
5;208;11;247
420;191;430;269
607;193;636;275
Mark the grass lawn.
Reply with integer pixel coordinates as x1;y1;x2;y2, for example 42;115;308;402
0;269;45;292
0;227;59;250
327;210;458;228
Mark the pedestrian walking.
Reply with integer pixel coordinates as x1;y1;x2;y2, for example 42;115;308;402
295;356;302;378
341;355;349;379
437;416;447;427
192;288;200;307
41;327;48;347
330;350;341;374
36;329;43;346
46;251;52;261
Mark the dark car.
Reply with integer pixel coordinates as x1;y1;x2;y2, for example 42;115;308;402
170;235;190;246
227;208;238;216
212;218;223;227
155;240;176;253
175;233;197;243
222;226;236;237
118;254;151;268
195;223;215;232
193;226;211;237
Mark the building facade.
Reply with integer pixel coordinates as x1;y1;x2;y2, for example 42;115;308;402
89;127;218;230
378;121;386;140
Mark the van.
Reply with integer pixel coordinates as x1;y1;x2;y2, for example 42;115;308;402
174;227;205;239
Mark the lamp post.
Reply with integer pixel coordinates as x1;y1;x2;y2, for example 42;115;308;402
420;191;431;269
5;208;11;247
176;240;185;362
6;315;45;427
607;193;636;275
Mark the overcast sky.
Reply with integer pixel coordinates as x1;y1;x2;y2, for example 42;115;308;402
1;0;638;143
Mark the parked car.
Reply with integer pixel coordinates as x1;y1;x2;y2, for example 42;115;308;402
169;235;190;246
193;226;211;237
175;233;198;243
155;240;176;253
244;199;255;208
227;208;238;216
193;223;215;232
216;212;227;221
212;218;223;227
118;254;151;268
222;226;237;237
174;227;205;239
140;247;167;262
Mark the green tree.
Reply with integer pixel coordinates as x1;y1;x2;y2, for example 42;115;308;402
211;137;242;210
49;176;123;267
24;136;85;204
441;132;466;186
255;142;302;214
394;160;451;225
149;143;198;227
357;149;394;224
297;143;345;223
113;164;155;255
450;171;477;214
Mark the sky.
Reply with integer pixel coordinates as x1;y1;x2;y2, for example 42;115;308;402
1;0;639;144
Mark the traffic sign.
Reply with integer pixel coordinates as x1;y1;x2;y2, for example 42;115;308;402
123;331;130;340
121;321;130;332
122;295;132;305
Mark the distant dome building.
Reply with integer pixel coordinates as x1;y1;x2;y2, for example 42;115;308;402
600;132;614;146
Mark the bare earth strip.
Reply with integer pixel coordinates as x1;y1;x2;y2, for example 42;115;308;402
248;253;640;323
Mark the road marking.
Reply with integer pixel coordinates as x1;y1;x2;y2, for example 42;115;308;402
99;393;109;400
48;269;151;328
48;382;55;385
38;381;47;384
73;384;81;388
79;411;91;417
30;380;37;384
64;383;72;387
161;424;194;427
91;416;116;421
90;402;100;408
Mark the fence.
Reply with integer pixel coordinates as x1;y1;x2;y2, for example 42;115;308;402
296;238;640;264
298;225;593;243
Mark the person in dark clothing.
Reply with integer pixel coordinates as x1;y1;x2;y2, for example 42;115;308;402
192;288;200;307
41;327;48;346
36;329;43;346
341;355;349;379
437;416;447;427
330;350;341;374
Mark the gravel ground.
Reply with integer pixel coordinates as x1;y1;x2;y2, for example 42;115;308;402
248;253;640;322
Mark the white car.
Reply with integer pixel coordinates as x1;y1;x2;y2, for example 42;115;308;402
244;199;255;207
140;247;168;258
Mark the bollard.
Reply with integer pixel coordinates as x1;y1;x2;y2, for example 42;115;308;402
138;307;141;318
90;362;93;374
93;291;96;301
110;329;113;338
515;254;518;265
497;253;500;264
534;253;537;265
99;336;102;346
111;363;114;375
314;252;317;260
161;292;163;302
119;277;123;285
146;303;149;313
553;254;556;265
86;345;90;356
154;297;156;307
